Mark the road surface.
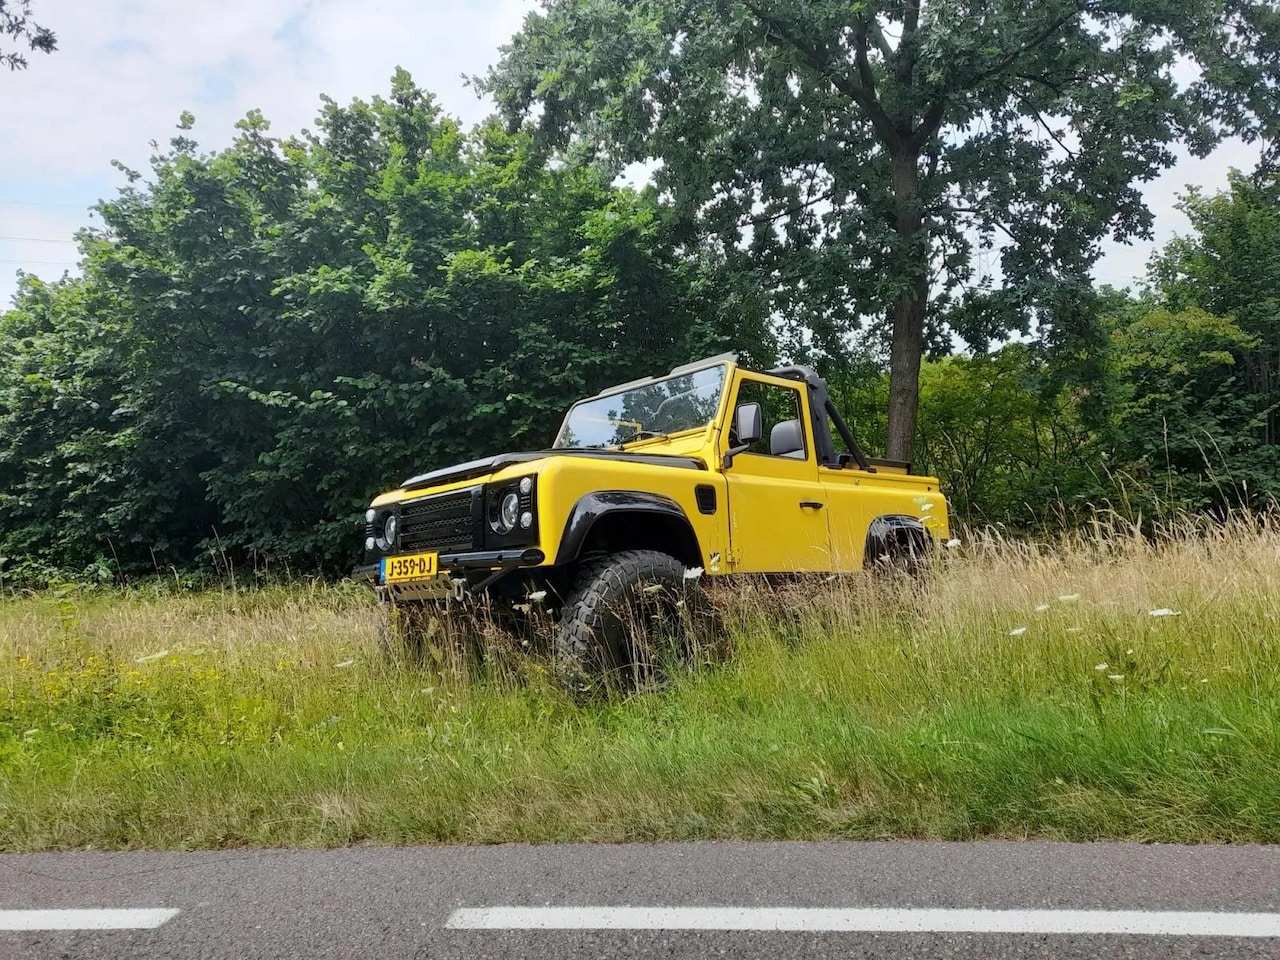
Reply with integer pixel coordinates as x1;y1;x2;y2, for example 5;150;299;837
3;840;1279;958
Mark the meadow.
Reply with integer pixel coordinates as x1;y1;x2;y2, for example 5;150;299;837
2;515;1278;851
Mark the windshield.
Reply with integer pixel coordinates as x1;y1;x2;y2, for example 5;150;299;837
554;364;728;449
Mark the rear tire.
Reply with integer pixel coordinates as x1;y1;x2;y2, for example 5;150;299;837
554;549;715;697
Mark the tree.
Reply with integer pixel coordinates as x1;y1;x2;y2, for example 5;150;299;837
1;0;55;71
483;0;1280;461
0;71;761;579
1102;303;1268;513
1150;169;1280;448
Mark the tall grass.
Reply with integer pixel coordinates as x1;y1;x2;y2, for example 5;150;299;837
2;514;1279;850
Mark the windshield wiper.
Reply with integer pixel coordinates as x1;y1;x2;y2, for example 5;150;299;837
620;430;668;447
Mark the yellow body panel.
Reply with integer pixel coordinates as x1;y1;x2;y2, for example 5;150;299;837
364;360;949;578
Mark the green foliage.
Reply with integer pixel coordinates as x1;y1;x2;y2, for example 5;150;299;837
0;0;55;71
1101;304;1272;513
830;344;1097;526
0;71;761;579
1151;170;1280;445
1084;169;1280;516
483;0;1280;458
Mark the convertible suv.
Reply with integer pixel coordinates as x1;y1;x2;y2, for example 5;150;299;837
354;355;949;688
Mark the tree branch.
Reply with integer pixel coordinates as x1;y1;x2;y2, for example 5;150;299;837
910;98;947;151
903;0;919;36
739;0;903;149
739;187;837;228
852;19;882;104
1013;89;1079;159
868;17;895;61
969;2;1094;87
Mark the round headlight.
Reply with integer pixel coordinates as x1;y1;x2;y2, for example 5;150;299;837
520;511;533;529
383;513;398;546
365;508;376;523
519;476;533;495
500;492;520;532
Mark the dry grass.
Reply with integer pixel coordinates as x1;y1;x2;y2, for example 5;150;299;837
2;513;1278;850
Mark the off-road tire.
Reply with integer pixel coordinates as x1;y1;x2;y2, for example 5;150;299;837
554;549;715;697
872;535;929;580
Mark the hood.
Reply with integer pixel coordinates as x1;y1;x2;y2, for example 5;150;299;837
402;449;706;491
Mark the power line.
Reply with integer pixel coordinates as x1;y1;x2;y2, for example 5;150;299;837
0;235;78;244
0;199;97;210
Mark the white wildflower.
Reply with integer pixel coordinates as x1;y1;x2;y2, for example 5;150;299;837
1095;663;1108;671
1108;674;1125;681
1057;594;1080;603
1066;627;1083;633
1008;626;1028;636
135;649;170;663
643;584;664;594
1149;608;1180;617
920;501;934;512
333;659;355;668
683;567;704;581
1034;603;1051;613
944;538;961;548
528;590;548;602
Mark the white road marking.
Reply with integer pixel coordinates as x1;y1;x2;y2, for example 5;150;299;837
447;906;1280;937
0;909;179;931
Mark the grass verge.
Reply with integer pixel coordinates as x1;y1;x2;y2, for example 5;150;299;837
2;516;1279;850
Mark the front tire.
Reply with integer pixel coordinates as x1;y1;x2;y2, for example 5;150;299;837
554;549;713;696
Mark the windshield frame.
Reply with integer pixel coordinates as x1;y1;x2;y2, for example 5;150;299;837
553;362;732;451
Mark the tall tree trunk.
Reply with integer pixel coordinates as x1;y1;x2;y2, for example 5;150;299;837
885;149;928;464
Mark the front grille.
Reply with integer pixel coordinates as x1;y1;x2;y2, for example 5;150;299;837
399;487;478;553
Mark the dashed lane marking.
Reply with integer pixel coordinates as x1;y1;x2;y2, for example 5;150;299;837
447;906;1280;937
0;909;179;931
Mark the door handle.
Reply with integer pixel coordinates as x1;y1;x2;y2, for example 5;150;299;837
799;500;824;510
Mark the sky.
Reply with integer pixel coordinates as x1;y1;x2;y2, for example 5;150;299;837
0;0;1262;308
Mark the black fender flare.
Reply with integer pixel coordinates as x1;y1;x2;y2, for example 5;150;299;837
864;514;928;563
555;491;701;566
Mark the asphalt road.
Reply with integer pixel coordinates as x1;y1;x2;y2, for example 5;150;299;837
2;840;1279;959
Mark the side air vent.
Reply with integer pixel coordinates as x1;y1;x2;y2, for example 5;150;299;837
695;484;717;515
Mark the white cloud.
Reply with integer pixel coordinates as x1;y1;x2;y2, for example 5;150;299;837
0;0;533;304
1094;138;1260;290
0;1;1266;312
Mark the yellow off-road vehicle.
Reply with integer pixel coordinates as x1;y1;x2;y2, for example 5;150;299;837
354;355;948;689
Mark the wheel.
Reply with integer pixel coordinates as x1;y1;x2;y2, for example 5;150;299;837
869;531;929;580
554;549;716;697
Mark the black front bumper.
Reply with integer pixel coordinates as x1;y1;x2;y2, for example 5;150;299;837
351;548;546;585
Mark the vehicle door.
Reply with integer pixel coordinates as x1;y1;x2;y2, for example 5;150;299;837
721;373;832;573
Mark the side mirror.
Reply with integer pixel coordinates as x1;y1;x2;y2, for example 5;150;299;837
724;402;762;468
734;402;763;445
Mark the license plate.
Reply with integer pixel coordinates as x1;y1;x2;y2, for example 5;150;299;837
381;552;438;583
